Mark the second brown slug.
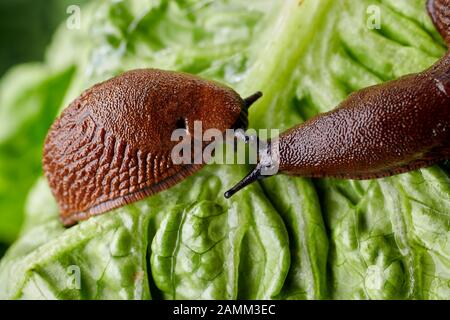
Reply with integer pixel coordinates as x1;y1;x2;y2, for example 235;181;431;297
224;0;450;198
43;69;261;226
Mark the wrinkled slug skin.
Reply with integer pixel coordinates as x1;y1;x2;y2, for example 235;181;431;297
43;69;244;226
274;52;450;179
428;0;450;45
273;0;450;179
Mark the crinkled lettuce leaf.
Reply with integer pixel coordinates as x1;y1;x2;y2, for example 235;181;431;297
0;64;74;243
0;0;449;300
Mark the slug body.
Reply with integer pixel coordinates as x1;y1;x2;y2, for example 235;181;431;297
276;53;450;179
225;0;450;197
44;69;260;226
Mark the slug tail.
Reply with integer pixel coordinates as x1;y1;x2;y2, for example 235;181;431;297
224;165;264;198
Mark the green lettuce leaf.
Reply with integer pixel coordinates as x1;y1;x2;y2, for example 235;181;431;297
0;0;449;300
0;64;74;243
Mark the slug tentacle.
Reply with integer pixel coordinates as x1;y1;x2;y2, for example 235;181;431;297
224;165;263;198
233;91;262;130
225;139;276;198
243;91;263;109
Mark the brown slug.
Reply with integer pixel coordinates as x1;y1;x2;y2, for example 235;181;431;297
43;69;261;226
224;0;450;198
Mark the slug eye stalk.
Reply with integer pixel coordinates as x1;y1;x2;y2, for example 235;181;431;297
225;137;275;198
243;91;263;109
224;164;264;198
